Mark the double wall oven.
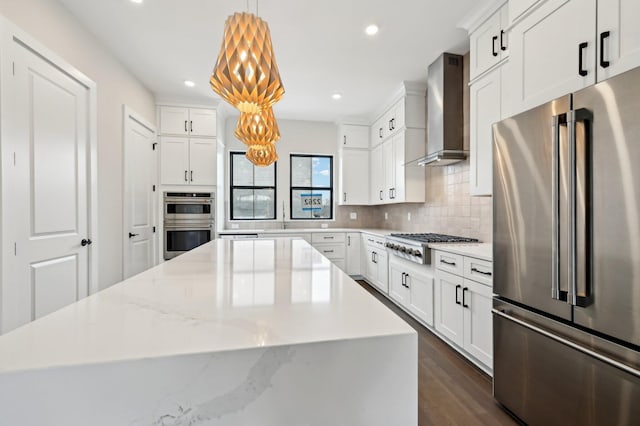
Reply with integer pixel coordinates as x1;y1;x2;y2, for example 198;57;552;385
164;192;215;260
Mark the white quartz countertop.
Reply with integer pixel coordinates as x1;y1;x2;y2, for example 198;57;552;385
427;243;493;261
0;239;414;374
218;228;397;237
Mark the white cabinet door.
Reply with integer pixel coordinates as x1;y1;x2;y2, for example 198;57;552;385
189;109;217;137
507;0;596;115
365;246;377;284
382;140;394;203
160;106;189;135
345;233;361;275
389;264;409;306
435;270;464;346
189;138;216;185
375;249;389;294
392;133;405;202
339;149;369;205
339;124;369;149
370;144;384;204
462;279;493;367
470;67;501;196
470;7;503;80
597;0;640;81
407;271;434;327
160;137;190;185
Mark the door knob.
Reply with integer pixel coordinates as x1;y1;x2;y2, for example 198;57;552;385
128;233;139;239
81;238;92;246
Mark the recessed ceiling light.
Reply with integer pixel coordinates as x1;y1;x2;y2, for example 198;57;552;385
332;93;342;100
365;24;379;36
130;0;143;4
184;80;195;88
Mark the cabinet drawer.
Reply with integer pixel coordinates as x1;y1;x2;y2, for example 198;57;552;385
435;251;464;276
464;257;493;287
313;243;345;260
311;233;345;244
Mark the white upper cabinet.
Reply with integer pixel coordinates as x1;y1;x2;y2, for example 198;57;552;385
159;106;216;137
338;124;369;149
470;66;502;196
188;138;217;185
160;137;216;186
370;144;384;204
597;0;640;81
470;2;508;81
508;0;543;26
339;149;369;205
506;0;597;115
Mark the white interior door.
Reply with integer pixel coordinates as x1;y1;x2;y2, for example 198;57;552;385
124;108;157;279
2;38;91;331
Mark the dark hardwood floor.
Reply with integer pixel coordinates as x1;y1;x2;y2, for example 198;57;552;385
356;280;519;426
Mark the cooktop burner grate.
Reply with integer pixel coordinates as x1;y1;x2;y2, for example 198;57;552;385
389;233;479;244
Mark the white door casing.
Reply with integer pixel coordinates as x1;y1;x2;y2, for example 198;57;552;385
123;107;157;279
1;27;98;333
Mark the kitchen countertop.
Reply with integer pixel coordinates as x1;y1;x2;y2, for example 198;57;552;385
0;238;414;374
428;242;493;261
218;228;398;237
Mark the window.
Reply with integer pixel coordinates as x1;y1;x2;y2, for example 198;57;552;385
290;154;333;220
230;152;276;220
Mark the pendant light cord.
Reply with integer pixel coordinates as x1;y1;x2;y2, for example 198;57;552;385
246;0;259;16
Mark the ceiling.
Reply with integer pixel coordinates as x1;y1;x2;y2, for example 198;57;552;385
58;0;481;122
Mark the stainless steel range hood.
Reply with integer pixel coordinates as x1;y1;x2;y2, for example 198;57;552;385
416;53;466;167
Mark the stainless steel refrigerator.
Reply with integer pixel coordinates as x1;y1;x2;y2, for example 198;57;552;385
492;66;640;425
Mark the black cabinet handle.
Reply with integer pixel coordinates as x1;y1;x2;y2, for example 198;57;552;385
184;170;188;182
405;273;410;288
343;192;346;202
379;128;383;138
440;258;456;266
184;120;187;132
578;42;588;76
190;121;193;132
401;272;406;287
379;190;383;200
492;35;498;57
343;135;347;145
127;233;138;239
600;31;610;68
190;171;194;182
500;29;506;51
323;250;334;254
471;267;492;276
455;284;461;305
391;118;395;130
463;287;469;308
348;236;351;246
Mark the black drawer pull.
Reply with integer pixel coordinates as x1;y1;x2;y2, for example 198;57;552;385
440;259;456;266
600;31;610;68
500;29;506;51
492;35;498;57
463;287;469;308
471;267;492;276
578;42;588;76
455;285;461;305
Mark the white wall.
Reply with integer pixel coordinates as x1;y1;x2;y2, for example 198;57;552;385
0;0;156;290
224;118;338;226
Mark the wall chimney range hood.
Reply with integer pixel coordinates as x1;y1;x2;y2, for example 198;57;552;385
417;53;466;167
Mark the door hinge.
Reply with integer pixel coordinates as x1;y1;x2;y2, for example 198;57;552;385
152;184;156;192
153;226;156;233
152;142;157;151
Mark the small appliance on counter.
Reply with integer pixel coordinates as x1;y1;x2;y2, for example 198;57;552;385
163;192;215;260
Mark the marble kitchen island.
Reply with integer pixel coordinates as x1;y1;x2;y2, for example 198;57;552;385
0;238;417;425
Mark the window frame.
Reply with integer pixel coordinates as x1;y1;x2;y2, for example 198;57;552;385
289;153;334;220
229;151;277;221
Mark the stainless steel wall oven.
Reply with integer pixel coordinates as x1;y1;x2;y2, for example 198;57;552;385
164;192;215;260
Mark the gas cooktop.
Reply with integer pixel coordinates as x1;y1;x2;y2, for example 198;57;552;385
385;233;479;264
389;233;479;244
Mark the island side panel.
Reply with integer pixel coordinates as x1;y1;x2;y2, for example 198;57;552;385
0;333;417;425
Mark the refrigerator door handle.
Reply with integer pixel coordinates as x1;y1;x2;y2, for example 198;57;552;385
572;108;593;307
552;113;568;302
493;308;640;379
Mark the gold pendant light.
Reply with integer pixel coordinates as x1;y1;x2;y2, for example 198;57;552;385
246;142;278;167
210;12;285;114
234;106;280;145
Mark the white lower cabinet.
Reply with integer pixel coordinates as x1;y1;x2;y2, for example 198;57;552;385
389;257;434;327
434;250;493;374
362;234;388;293
345;233;361;275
